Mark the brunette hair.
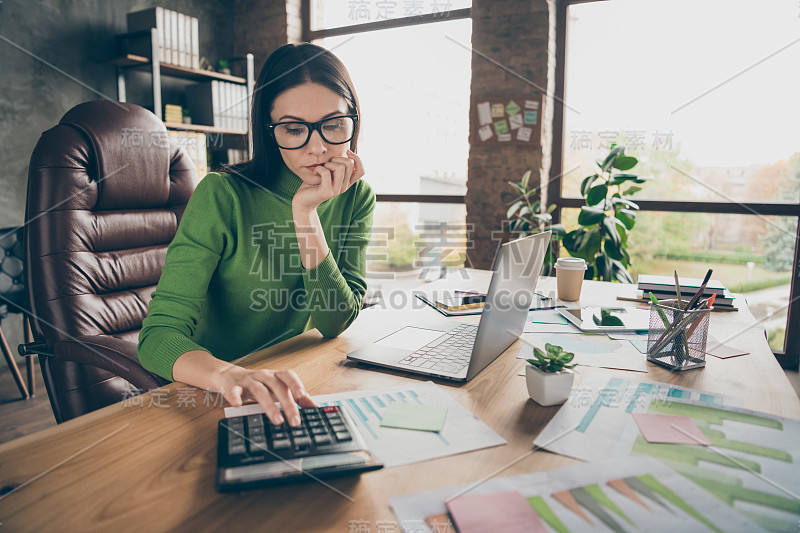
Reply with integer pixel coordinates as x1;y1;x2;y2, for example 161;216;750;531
226;43;360;184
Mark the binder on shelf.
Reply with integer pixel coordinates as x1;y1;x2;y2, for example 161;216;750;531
186;80;240;129
240;85;247;131
125;7;166;62
184;13;192;67
163;9;172;63
181;13;191;67
191;17;200;70
169;9;179;66
225;84;232;131
221;81;229;130
176;12;185;67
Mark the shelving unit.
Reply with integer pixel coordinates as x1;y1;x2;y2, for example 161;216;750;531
105;27;255;161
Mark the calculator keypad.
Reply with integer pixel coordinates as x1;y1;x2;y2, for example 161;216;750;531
221;406;359;464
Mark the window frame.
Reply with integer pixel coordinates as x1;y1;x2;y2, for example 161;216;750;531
302;1;471;206
550;0;800;369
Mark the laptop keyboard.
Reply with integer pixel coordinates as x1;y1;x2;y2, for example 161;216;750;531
398;323;477;375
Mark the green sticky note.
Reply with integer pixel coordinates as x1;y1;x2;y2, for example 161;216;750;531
505;100;520;116
494;120;509;135
380;403;447;432
524;110;538;124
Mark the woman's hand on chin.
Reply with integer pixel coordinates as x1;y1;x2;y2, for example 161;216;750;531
292;149;365;212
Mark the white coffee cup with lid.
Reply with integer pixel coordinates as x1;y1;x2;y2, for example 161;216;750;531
555;257;587;301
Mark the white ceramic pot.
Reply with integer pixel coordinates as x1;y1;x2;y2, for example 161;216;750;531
526;365;575;406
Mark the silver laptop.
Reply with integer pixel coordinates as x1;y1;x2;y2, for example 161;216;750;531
347;231;550;382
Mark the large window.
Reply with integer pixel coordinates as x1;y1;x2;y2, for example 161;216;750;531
318;19;471;196
306;1;472;293
553;0;800;366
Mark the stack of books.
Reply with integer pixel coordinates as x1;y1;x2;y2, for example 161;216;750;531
636;274;737;309
164;104;183;124
126;7;200;69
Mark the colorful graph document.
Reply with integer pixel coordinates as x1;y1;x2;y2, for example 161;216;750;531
391;456;765;532
534;374;739;461
535;375;800;531
519;333;647;372
224;381;505;468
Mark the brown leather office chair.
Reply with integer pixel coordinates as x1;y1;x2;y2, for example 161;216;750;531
21;100;198;423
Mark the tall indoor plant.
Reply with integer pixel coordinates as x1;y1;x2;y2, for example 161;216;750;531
506;170;565;274
562;144;648;282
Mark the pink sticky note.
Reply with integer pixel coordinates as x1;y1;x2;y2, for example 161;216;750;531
706;344;748;359
632;413;711;445
445;490;547;533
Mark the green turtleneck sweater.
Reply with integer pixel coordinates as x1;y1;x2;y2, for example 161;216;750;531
137;165;375;381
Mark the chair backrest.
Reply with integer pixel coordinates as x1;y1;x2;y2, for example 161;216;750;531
25;100;198;421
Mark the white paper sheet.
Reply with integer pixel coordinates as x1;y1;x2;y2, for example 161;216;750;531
519;332;647;372
476;101;492;125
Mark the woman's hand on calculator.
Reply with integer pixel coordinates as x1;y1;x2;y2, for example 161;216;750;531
218;366;318;427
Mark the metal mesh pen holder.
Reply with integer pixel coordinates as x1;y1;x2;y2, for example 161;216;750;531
647;299;710;371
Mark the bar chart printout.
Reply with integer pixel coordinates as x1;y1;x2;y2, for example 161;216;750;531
313;381;506;467
533;375;800;532
390;456;765;532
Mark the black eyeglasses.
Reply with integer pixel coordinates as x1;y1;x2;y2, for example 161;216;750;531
267;115;358;150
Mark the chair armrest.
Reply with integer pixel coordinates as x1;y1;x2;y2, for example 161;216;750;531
52;335;169;390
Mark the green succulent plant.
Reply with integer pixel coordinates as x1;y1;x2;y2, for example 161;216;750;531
527;343;577;373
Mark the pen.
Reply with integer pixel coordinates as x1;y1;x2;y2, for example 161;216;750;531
684;269;713;311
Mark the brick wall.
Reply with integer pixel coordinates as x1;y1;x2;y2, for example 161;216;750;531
233;0;295;73
466;0;556;269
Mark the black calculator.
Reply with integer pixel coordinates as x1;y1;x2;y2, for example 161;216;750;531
216;405;383;492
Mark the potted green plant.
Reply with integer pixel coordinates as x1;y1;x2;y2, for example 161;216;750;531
525;343;577;406
505;170;566;275
561;144;648;282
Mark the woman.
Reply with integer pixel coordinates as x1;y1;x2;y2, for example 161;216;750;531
138;43;374;428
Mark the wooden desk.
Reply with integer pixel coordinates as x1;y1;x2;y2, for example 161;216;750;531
1;273;797;532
